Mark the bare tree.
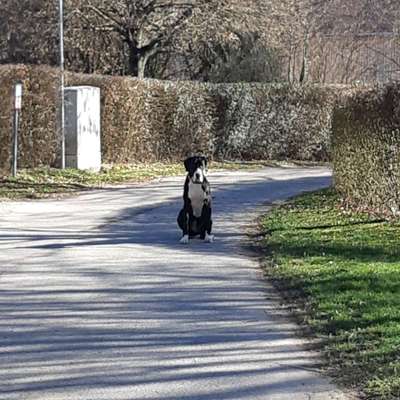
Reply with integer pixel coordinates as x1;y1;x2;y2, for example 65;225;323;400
5;0;397;84
162;0;285;81
70;0;220;78
0;0;58;65
66;0;284;81
308;0;400;83
267;0;400;84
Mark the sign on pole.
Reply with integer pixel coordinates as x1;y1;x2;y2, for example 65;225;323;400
12;81;23;177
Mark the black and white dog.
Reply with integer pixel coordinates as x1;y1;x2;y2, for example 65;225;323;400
177;156;214;244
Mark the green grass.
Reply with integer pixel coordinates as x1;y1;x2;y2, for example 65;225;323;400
261;189;400;399
0;161;274;200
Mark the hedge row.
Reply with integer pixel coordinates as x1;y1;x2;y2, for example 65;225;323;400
332;84;400;216
0;65;59;173
0;64;341;174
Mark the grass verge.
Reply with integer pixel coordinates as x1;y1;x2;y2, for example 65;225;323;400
0;160;279;200
261;189;400;400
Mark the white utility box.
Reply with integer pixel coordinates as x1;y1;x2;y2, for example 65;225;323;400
65;86;101;171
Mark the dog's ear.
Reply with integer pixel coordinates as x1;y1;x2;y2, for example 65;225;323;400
184;157;193;172
201;156;208;168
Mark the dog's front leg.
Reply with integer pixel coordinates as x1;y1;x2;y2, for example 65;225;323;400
177;207;190;244
200;202;214;243
180;230;189;244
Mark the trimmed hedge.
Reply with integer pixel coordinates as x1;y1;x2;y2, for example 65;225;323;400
332;84;400;216
0;64;340;174
0;65;60;173
211;84;337;160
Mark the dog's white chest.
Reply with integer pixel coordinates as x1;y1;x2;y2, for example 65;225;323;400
189;183;206;217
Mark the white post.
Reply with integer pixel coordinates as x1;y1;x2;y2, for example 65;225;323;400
12;81;23;177
59;0;65;169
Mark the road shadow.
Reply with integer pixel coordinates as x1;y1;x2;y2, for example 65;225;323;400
0;171;354;399
10;175;332;258
0;262;330;399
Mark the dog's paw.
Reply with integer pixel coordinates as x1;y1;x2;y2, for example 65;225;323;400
180;235;189;244
204;233;214;243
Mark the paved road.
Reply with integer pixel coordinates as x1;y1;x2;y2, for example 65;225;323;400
0;167;354;400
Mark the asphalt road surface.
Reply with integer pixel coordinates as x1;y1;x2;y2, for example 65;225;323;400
0;167;355;400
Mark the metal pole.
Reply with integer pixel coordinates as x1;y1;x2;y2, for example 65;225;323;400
12;81;23;177
12;109;19;177
59;0;65;169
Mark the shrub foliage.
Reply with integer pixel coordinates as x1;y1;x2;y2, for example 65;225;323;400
332;84;400;216
0;64;339;174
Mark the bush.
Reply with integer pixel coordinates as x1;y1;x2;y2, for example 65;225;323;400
0;64;59;174
332;83;400;216
0;64;340;174
213;83;338;160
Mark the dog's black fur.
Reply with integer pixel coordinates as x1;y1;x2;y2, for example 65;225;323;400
177;156;213;243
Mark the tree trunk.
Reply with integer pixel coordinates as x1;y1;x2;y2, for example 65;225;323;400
127;44;139;76
287;53;293;83
138;47;159;79
299;30;310;84
137;53;148;79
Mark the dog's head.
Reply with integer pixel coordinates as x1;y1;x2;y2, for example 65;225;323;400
184;156;208;184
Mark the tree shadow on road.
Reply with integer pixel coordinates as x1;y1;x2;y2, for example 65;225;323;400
7;175;332;259
0;172;352;399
